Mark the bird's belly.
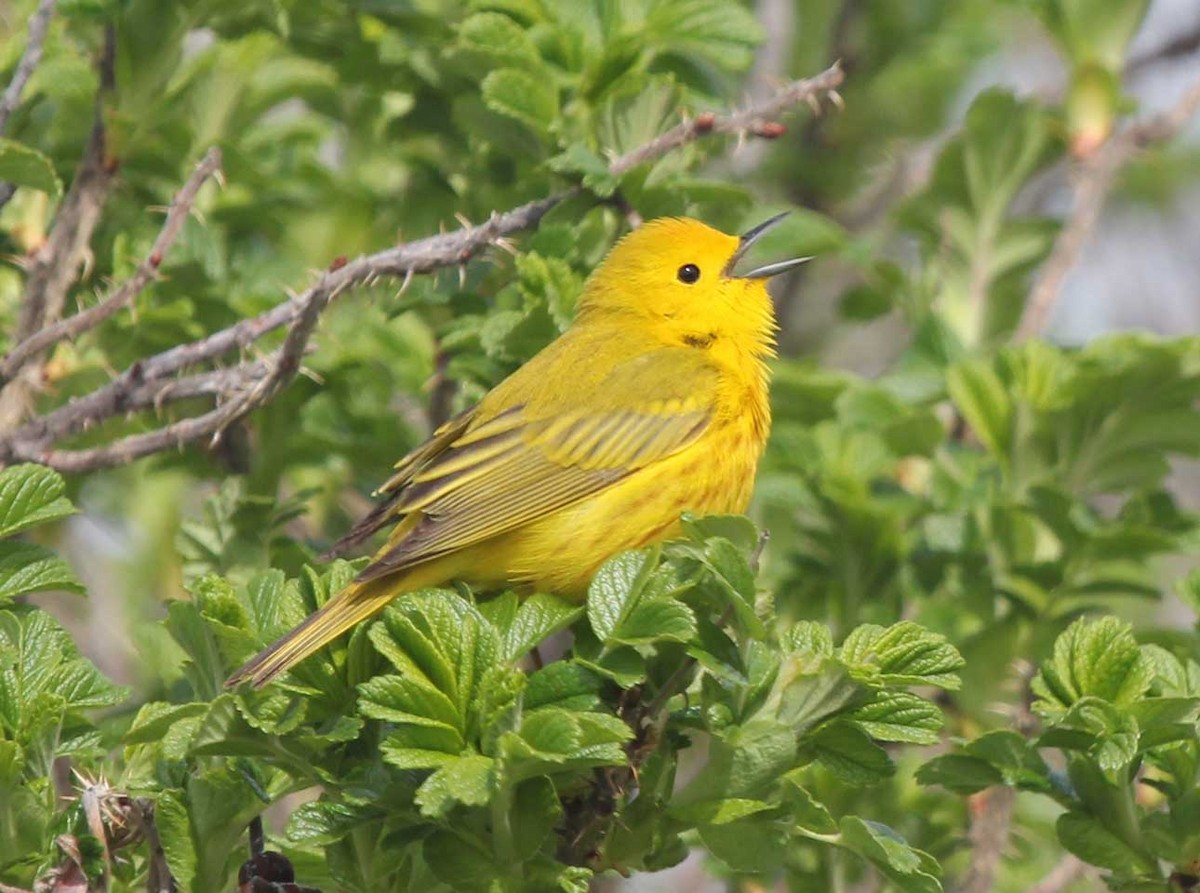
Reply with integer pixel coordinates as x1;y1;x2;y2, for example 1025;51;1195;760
492;423;762;597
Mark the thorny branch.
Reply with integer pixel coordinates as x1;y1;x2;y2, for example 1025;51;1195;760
0;26;117;430
0;0;57;135
0;0;58;212
0;62;845;473
1016;76;1200;341
0;147;224;383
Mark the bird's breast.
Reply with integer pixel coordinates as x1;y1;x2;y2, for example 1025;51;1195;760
496;407;768;596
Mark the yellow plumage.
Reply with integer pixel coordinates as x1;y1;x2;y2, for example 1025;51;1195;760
227;215;802;687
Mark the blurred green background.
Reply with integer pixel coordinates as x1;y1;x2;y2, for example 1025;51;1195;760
3;0;1200;890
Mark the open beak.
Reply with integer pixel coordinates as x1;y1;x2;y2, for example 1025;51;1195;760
722;211;812;279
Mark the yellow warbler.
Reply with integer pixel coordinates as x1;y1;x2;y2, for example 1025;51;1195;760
227;214;805;687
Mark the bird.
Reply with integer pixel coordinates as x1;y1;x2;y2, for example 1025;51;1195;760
226;213;806;688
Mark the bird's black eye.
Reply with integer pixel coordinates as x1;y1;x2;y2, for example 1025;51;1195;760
677;263;701;284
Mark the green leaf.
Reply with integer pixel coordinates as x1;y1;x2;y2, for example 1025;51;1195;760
586;549;656;642
770;655;869;735
915;754;1004;794
415;754;495;818
805;722;895;786
502;593;582;660
849;691;944;745
0;609;127;734
674;720;797;805
361;674;464;755
1032;616;1155;717
697;817;788;874
0;464;76;539
779;770;838;833
840;622;964;689
457;12;540;67
481;67;558;134
0;542;83;602
669;797;774;825
124;701;208;745
610;597;696;645
1056;810;1152;875
0;139;62;198
838;816;943;893
548;144;619;197
424;830;499;892
155;791;196;893
947;359;1012;458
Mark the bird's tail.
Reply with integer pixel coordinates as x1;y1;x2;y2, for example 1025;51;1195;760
225;575;397;689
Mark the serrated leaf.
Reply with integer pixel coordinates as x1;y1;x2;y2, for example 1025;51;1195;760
587;549;655;642
611;597;696;645
916;754;1005;794
358;674;463;750
0;542;83;602
806;722;894;786
674;720;797;806
1056;810;1152;875
0;139;62;198
502;593;582;660
697;817;788;874
481;67;557;134
840;622;964;689
779;770;838;833
155;791;196;892
669;797;774;825
947;359;1012;458
415;754;495;818
457;11;540;67
1032;616;1155;717
0;464;76;539
838;817;943;893
850;691;943;745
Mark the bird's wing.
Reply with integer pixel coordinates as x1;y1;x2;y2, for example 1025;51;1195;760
353;344;718;583
321;408;476;559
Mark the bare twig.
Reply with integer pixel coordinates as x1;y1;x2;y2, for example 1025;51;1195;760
0;0;57;135
0;147;222;384
0;62;845;471
1027;855;1091;893
129;798;173;893
608;62;842;177
0;26;117;429
1016;76;1200;341
957;786;1017;893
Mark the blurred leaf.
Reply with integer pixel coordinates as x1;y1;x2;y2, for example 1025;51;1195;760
0;139;62;198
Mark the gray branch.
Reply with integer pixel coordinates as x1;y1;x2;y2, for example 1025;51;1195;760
0;62;845;472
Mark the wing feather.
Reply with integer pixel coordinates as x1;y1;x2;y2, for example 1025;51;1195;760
348;336;720;583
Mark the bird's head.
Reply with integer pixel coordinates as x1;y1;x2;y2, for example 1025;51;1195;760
577;214;807;356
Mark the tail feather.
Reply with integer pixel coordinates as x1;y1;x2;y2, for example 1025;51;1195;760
225;578;397;689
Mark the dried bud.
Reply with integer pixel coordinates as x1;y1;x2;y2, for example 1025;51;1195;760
753;122;787;139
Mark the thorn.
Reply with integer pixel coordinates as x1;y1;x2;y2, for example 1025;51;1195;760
454;211;473;230
805;93;822;115
458;263;467;289
493;237;518;256
396;268;415;298
828;90;845;112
